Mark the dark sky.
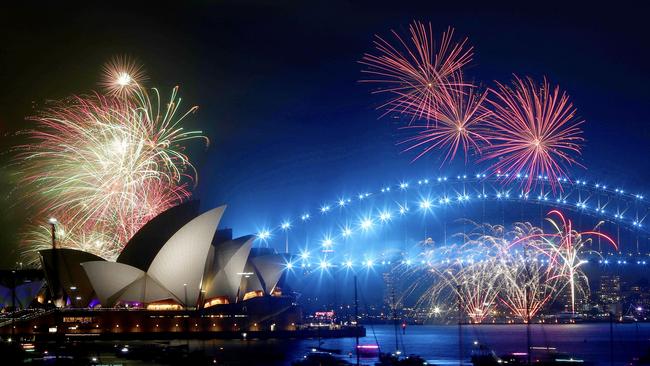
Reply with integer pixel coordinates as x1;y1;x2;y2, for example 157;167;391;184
1;1;649;267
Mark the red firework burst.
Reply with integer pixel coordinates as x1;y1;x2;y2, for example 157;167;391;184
399;79;491;164
482;76;584;192
360;22;473;123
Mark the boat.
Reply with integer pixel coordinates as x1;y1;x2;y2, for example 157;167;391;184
356;343;380;357
293;350;353;365
470;344;502;366
376;351;429;366
471;344;591;366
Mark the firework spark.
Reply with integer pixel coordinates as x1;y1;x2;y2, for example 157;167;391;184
360;22;473;122
17;85;207;261
482;76;584;192
399;81;491;164
100;56;147;97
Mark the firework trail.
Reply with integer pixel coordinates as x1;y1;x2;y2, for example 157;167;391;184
17;80;207;262
499;222;560;322
403;223;509;323
360;22;473;123
482;76;584;192
399;80;491;164
532;210;617;314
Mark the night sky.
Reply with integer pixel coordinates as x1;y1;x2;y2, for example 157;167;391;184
1;1;649;267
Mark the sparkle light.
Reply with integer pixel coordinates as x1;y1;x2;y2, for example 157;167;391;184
360;218;374;230
257;230;271;240
379;211;392;222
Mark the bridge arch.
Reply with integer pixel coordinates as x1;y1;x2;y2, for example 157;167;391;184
256;171;649;261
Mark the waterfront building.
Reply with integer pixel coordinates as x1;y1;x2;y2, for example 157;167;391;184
598;275;622;316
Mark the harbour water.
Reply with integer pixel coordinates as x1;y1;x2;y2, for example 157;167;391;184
154;323;650;365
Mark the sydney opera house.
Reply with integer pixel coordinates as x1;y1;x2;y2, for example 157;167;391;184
0;201;304;338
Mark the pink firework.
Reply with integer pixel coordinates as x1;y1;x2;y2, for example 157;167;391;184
399;79;491;164
482;76;584;192
360;22;473;123
17;86;205;261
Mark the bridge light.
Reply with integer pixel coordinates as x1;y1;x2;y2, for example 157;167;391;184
360;218;373;230
341;227;353;237
399;182;408;190
420;199;432;209
300;251;310;260
345;260;353;268
257;230;271;240
320;205;330;213
338;199;347;207
322;237;333;248
301;213;310;221
364;260;374;268
379;211;392;222
285;262;294;270
281;221;291;230
319;260;330;269
398;204;409;215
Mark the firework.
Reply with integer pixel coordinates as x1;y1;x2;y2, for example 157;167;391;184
482;76;584;192
360;22;473;122
17;85;207;261
398;212;615;323
404;224;509;323
533;210;617;314
399;81;491;164
100;56;147;97
499;222;560;321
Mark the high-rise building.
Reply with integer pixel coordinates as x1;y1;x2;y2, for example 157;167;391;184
598;275;622;316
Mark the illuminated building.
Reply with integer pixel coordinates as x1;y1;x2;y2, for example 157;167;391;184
598;275;622;316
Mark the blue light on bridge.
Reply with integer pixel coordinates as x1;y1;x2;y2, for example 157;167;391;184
360;218;373;231
257;230;271;240
379;211;392;222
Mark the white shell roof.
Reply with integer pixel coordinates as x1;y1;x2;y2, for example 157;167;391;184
82;206;225;307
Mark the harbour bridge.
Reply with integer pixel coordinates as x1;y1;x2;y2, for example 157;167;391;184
255;171;649;271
